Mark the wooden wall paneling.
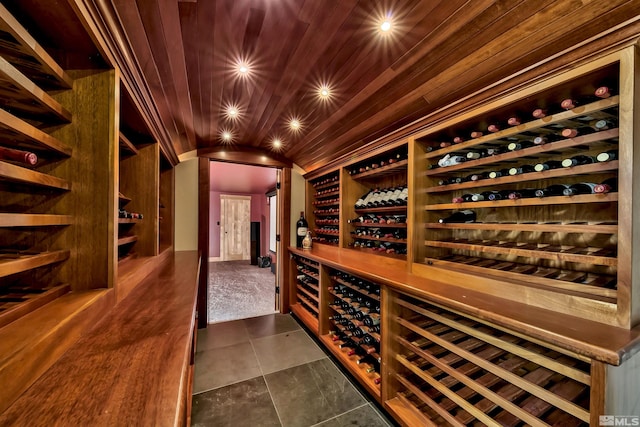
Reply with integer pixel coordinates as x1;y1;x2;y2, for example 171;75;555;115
119;142;159;257
197;157;209;328
278;167;292;314
617;43;640;329
407;137;426;271
49;69;118;292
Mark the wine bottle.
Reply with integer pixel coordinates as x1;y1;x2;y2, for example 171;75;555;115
535;184;569;197
488;168;510;179
487;190;513;201
439;141;452;148
533;135;551;145
508;164;535;175
469;172;488;181
561;127;595;138
438;210;476;223
561;98;579;110
485;147;502;156
561;155;595;168
452;136;464;144
532;108;547;118
470;131;483;138
487;124;500;133
471;191;497;202
594;178;617;194
596;151;617;162
507;116;521;126
508;189;538;199
296;212;308;248
452;194;474;203
0;146;38;165
437;154;466;167
534;160;563;172
563;183;597;196
507;141;533;151
395;187;408;205
466;150;486;160
595;86;612;98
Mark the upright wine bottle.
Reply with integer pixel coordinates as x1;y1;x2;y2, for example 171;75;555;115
0;146;38;165
438;210;476;223
296;212;308;248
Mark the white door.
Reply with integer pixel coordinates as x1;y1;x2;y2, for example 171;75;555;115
220;195;251;261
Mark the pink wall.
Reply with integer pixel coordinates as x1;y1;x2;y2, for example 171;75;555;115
209;191;269;258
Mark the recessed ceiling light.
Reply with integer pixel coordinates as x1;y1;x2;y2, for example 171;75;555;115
380;19;392;32
225;105;240;120
272;138;282;149
289;119;301;131
221;130;233;142
318;84;331;99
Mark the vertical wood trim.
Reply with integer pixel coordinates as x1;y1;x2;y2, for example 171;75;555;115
591;361;607;426
279;167;292;313
617;44;640;328
51;69;118;292
380;286;399;404
197;157;209;328
407;137;425;272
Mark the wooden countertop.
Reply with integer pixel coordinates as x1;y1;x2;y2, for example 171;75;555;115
0;250;200;426
290;245;640;366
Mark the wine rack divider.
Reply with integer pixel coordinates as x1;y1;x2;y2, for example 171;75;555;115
290;255;320;331
308;171;340;247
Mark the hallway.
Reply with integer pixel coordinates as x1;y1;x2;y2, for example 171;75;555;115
191;314;394;427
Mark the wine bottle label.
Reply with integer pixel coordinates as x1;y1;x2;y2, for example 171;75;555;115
297;227;308;236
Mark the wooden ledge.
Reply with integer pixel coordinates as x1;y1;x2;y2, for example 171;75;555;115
289;246;640;366
0;251;200;425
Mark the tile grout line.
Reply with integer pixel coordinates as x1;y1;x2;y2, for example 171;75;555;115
249;335;285;427
309;403;370;427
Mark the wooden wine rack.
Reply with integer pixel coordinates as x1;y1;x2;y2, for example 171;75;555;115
388;290;594;426
342;144;409;260
309;171;340;246
0;4;75;326
290;255;320;331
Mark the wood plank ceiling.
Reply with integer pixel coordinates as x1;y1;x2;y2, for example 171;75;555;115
110;0;638;172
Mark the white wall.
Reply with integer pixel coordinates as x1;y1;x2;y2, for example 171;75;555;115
174;156;199;251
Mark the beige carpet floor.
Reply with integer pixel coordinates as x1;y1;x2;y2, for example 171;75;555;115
208;260;277;323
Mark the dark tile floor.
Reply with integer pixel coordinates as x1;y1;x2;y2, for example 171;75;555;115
191;313;395;427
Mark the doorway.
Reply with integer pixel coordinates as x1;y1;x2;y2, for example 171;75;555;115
207;161;279;324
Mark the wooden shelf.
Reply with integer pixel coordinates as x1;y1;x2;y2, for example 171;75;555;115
0;161;71;190
319;334;381;401
0;109;72;156
427;255;616;301
119;132;139;155
331;276;380;302
312;181;339;191
425;238;616;266
0;283;70;329
313;200;340;207
355;206;407;214
424;96;619;160
425;220;617;234
0;213;73;227
349;246;407;260
313;210;339;216
296;284;319;304
350;159;408;180
118;218;142;224
351;234;407;244
392;296;591;425
427;160;619;193
350;222;407;228
0;3;72;89
295;256;319;270
0;55;71;123
290;302;318;332
426;192;617;210
0;249;70;278
315;189;339;199
117;235;138;247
